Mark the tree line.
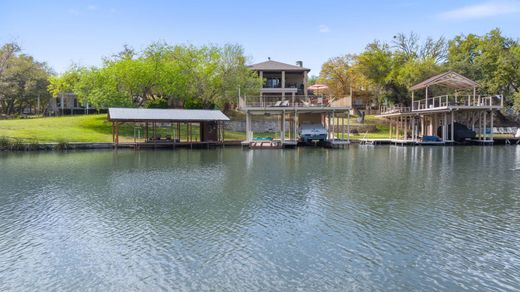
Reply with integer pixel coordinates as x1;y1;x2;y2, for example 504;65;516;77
318;28;520;109
48;43;261;110
1;28;519;116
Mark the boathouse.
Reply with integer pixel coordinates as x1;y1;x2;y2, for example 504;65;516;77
377;72;503;145
108;108;229;147
241;59;352;148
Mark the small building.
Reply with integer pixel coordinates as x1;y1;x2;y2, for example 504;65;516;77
241;59;352;148
108;108;229;147
47;92;100;115
378;71;503;145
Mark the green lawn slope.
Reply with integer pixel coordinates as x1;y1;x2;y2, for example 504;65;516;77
0;113;391;143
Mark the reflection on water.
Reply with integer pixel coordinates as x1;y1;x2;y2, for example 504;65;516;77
0;147;519;290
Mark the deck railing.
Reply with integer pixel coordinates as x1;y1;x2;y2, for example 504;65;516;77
380;94;503;115
379;106;411;114
412;95;503;111
239;95;352;109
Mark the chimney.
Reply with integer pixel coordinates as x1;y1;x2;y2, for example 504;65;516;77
296;61;303;67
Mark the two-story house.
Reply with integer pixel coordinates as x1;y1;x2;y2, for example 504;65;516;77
249;58;310;101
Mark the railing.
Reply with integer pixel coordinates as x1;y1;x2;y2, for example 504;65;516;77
412;95;503;111
239;95;352;109
380;95;503;115
379;106;411;114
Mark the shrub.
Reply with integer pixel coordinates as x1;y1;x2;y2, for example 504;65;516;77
9;138;25;151
0;136;10;150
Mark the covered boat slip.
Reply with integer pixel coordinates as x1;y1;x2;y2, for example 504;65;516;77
108;108;229;148
377;72;503;145
242;107;352;149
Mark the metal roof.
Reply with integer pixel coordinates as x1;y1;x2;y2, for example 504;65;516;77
249;60;310;72
108;108;230;122
410;71;479;91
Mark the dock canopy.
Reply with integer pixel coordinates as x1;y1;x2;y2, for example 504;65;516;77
108;108;229;145
410;71;479;91
108;108;230;122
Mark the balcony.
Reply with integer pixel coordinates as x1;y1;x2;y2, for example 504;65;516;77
239;95;352;110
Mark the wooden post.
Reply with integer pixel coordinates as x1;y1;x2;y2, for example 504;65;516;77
145;122;148;141
490;110;494;141
347;110;350;142
294;111;298;142
404;116;408;141
115;122;120;146
281;110;286;144
342;112;345;141
222;121;225;144
451;111;454;142
331;110;335;142
153;122;156;147
483;111;487;141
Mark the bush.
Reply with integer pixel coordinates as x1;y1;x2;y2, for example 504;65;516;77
9;138;25;151
0;136;10;150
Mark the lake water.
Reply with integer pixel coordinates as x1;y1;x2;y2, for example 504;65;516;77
1;146;519;290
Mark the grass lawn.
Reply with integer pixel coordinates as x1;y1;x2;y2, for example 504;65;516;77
0;114;246;143
333;114;391;139
0;113;392;143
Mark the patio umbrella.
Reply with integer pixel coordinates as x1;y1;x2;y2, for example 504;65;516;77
308;84;329;96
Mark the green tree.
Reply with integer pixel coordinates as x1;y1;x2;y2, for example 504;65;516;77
0;43;51;115
50;42;261;110
448;28;520;107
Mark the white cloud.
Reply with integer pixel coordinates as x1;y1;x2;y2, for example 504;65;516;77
438;1;520;20
318;24;330;33
87;5;97;11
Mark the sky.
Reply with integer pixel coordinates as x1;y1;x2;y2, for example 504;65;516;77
1;0;520;75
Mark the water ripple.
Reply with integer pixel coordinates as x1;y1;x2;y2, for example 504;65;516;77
0;147;519;290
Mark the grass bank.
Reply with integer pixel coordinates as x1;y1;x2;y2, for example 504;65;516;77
0;113;391;143
0;114;245;143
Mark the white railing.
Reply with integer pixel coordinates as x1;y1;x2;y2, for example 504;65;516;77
239;95;352;109
379;106;411;114
412;95;503;111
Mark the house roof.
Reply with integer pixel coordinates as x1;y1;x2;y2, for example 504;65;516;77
249;60;310;72
108;108;230;122
410;71;479;91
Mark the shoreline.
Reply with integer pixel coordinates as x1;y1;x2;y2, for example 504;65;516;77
1;138;519;152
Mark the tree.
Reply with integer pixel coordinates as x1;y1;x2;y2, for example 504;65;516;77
0;43;51;115
319;55;355;97
50;42;261;110
447;28;520;107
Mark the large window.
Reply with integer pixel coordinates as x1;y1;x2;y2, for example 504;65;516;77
265;78;281;88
